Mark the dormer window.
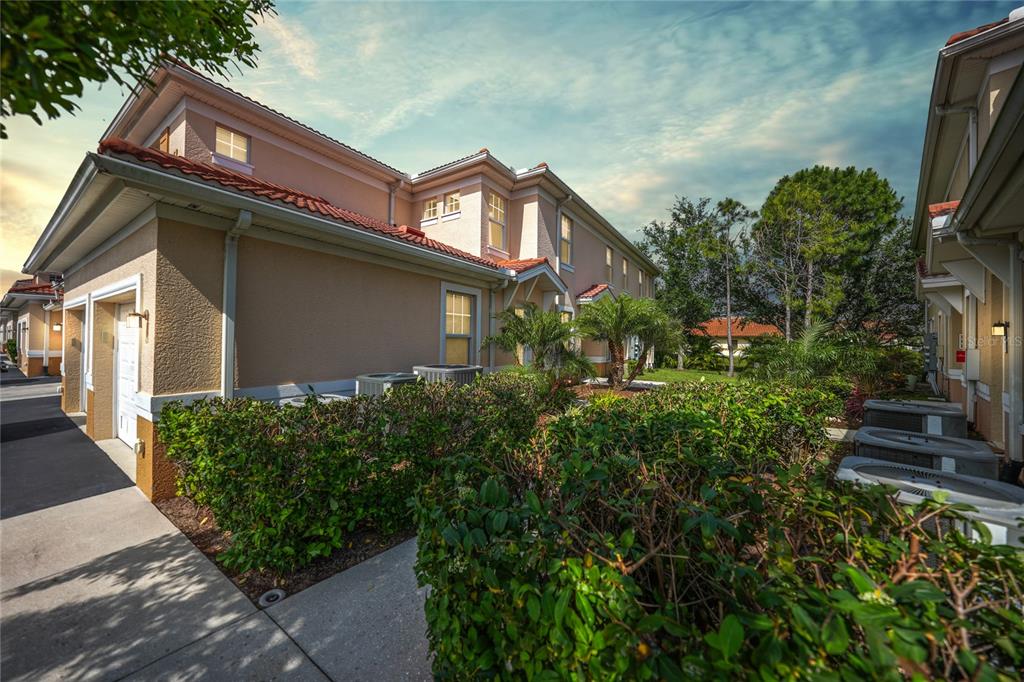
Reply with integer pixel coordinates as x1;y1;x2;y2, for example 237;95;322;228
560;214;573;265
444;191;460;215
215;125;249;163
423;197;439;221
488;192;507;250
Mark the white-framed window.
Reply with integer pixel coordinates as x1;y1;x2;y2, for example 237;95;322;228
444;191;460;214
622;258;628;288
605;247;613;282
444;289;476;364
638;269;644;295
560;214;573;265
488;192;507;250
423;197;439;220
215;125;249;163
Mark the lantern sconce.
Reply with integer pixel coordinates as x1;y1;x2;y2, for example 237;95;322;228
126;310;149;329
991;321;1008;337
52;322;62;332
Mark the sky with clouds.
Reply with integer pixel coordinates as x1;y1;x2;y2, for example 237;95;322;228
0;0;1018;285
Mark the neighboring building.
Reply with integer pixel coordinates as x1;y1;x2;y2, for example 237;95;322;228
912;9;1023;463
21;60;656;500
0;275;63;377
697;317;781;356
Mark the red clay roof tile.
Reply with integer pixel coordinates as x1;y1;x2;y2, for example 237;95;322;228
97;138;501;270
577;283;610;299
928;200;960;219
946;17;1009;46
495;257;549;273
698;318;781;338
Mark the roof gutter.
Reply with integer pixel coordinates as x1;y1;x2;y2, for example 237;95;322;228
91;153;510;282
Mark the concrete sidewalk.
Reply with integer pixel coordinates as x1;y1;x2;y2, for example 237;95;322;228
1;385;431;680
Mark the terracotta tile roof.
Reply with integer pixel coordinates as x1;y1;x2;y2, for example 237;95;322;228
577;283;610;299
698;317;781;338
6;279;57;297
97;138;501;270
946;17;1009;46
928;200;960;219
495;257;549;273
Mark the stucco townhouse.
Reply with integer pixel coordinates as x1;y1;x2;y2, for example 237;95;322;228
1;274;63;377
20;60;656;500
913;7;1024;465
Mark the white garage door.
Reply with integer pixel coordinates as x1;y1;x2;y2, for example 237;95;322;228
116;304;138;445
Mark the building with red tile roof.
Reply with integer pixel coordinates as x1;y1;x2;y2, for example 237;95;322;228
22;60;657;499
1;274;63;377
912;7;1023;463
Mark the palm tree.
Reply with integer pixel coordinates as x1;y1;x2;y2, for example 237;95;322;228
483;303;593;380
577;295;677;389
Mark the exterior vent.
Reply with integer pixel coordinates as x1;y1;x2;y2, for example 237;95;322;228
863;399;967;437
854;426;999;479
355;372;419;396
837;456;1024;547
279;394;350;407
412;364;483;385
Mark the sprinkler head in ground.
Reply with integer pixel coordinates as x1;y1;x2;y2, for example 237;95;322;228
258;588;286;608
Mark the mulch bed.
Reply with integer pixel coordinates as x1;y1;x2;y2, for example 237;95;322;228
156;496;412;604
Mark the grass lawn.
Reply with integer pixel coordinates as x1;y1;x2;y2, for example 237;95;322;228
637;368;739;383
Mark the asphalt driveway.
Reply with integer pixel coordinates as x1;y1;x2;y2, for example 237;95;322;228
0;372;132;518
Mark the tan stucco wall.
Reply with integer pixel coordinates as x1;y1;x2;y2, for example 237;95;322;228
64;218;158;395
416;183;485;256
537;196;558;266
153;219;224;395
25;303;45;348
62;308;84;412
136;415;177;501
184;108;391;221
234;236;491;388
88;302;116;441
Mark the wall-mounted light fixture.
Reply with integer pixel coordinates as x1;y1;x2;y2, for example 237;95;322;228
126;310;149;329
52;322;62;332
991;321;1008;337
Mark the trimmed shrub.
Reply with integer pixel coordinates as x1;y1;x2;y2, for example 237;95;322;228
414;383;1024;679
158;372;546;573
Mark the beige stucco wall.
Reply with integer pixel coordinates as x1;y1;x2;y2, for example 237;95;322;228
234;236;495;388
64;219;158;395
416;183;485;256
183;108;391;221
62;308;84;412
154;219;225;395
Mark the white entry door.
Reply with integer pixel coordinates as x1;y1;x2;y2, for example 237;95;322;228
116;304;138;445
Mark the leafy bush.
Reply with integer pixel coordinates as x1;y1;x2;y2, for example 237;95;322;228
5;338;16;363
158;372;546;573
414;382;1024;679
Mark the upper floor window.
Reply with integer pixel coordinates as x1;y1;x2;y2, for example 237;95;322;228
157;127;170;154
638;269;644;294
605;247;613;282
559;214;573;265
622;258;628;288
423;197;439;221
215;125;249;163
444;191;460;214
488;192;507;250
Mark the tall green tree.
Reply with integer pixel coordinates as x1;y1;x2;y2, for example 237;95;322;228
639;196;750;370
1;0;275;138
744;166;902;339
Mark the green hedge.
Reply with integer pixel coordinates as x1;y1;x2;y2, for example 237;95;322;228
414;383;1024;679
158;372;547;573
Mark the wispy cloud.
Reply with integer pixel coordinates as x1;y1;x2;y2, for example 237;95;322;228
0;1;1016;270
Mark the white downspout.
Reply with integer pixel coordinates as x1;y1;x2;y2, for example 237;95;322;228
43;308;50;374
221;210;252;398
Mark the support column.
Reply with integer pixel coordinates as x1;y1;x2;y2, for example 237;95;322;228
220;210;251;398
